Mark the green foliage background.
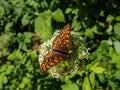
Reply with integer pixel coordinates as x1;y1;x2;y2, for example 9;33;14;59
0;0;120;90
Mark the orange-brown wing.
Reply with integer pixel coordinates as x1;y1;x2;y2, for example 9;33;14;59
52;23;70;53
40;51;67;73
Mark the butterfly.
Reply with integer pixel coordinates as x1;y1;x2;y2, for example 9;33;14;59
40;23;71;73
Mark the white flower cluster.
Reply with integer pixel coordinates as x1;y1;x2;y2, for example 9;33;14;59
39;30;90;78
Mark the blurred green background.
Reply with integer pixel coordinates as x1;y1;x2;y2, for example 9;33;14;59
0;0;120;90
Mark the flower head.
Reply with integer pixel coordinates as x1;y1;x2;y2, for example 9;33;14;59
39;30;89;78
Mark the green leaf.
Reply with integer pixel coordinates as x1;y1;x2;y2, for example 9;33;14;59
108;80;117;89
92;25;102;35
113;40;120;54
5;65;14;75
23;32;33;43
85;28;94;39
0;65;7;73
19;42;27;51
22;77;30;84
82;76;91;90
72;21;82;31
0;75;8;84
25;0;38;9
16;32;33;51
14;6;22;16
86;60;99;70
0;64;14;75
2;76;8;84
52;8;65;22
65;8;73;14
0;6;4;16
115;16;120;21
7;49;23;61
35;11;52;42
71;8;79;15
114;23;120;38
91;67;106;74
0;83;2;89
61;81;79;90
21;14;30;26
23;32;33;39
111;53;120;69
106;14;114;23
89;72;95;89
107;38;113;45
97;74;105;83
114;70;120;80
5;22;13;31
19;83;25;88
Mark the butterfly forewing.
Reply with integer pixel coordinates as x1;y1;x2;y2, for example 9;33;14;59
52;23;70;53
40;23;70;73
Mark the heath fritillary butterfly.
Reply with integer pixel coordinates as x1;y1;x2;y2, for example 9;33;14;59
40;23;70;73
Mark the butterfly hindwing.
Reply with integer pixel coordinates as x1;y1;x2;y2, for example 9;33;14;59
40;51;67;73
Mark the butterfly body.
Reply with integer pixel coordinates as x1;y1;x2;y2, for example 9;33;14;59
40;24;70;73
